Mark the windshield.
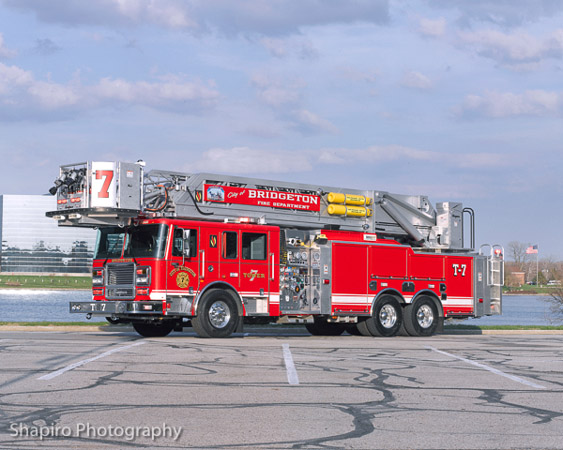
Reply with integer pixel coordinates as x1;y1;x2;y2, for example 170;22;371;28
94;224;169;259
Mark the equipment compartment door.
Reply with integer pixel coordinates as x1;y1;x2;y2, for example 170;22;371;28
331;243;369;313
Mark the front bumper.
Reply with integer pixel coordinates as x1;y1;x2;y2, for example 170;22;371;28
69;297;194;317
70;301;163;315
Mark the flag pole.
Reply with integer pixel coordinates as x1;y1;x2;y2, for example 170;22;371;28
537;245;539;285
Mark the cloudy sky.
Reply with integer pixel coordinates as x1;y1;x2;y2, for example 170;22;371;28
0;0;562;259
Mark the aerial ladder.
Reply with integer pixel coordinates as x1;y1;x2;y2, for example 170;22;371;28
47;160;475;252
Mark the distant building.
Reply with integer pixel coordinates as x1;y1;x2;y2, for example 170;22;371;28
506;271;526;287
0;195;96;274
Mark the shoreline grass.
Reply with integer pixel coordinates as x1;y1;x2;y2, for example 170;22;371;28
444;324;563;330
0;274;91;290
0;321;109;326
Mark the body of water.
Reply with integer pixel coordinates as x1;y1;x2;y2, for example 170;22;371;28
0;291;559;326
456;294;558;326
0;290;105;322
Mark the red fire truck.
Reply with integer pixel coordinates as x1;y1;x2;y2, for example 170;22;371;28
47;161;503;338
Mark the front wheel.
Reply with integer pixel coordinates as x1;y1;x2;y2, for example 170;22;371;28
403;296;439;337
192;289;239;338
133;321;175;337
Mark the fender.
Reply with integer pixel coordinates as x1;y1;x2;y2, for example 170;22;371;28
411;289;444;318
193;281;244;316
368;288;404;315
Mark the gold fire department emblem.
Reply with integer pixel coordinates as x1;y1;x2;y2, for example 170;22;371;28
176;272;190;288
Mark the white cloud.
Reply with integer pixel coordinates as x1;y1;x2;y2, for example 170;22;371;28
291;109;338;134
94;76;219;111
251;74;336;135
3;0;390;35
338;67;379;83
314;145;516;169
0;62;219;120
0;33;16;58
252;74;302;107
3;0;196;29
190;147;313;174
0;63;33;94
189;145;510;178
458;28;563;67
429;0;563;28
418;17;446;38
401;71;432;90
458;90;562;118
259;36;318;60
27;81;80;109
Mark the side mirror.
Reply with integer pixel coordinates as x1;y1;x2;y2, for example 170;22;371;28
183;229;191;257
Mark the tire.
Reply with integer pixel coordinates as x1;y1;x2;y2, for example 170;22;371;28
358;295;402;337
305;318;346;336
106;317;121;324
403;295;439;337
133;321;174;337
192;289;239;338
345;324;363;336
356;319;375;336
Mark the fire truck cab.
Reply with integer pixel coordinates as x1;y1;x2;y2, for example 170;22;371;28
48;161;503;338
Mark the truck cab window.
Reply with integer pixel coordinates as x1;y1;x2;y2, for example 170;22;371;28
172;228;197;257
94;224;168;259
242;233;267;260
222;231;237;259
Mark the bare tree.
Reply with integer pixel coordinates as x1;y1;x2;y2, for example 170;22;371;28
544;288;563;324
507;241;531;271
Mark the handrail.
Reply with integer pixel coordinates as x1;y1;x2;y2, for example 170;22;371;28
462;207;475;250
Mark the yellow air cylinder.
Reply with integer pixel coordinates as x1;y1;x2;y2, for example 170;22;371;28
327;204;372;217
327;192;372;206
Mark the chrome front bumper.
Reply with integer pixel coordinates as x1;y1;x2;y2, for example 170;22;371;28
69;297;194;317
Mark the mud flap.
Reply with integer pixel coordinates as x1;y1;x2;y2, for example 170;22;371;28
235;315;244;334
436;316;444;334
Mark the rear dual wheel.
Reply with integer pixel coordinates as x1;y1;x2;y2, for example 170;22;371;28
402;296;439;337
358;295;402;337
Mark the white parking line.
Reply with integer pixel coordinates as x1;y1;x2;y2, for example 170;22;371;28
427;346;546;390
282;344;299;385
38;341;146;381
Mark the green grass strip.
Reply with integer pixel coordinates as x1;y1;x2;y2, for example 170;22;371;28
0;321;108;327
445;324;563;330
0;274;91;289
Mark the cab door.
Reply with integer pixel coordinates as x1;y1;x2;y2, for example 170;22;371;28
198;226;221;288
239;231;270;313
166;226;200;295
219;230;240;289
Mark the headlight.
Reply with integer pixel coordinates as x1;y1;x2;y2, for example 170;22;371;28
92;268;104;286
136;266;151;286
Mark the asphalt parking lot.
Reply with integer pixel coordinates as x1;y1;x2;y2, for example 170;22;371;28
0;328;562;449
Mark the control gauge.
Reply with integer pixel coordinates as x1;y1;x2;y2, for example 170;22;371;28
301;251;308;261
294;252;301;260
313;252;321;262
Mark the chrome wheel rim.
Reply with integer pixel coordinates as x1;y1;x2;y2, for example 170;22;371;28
379;304;398;329
209;300;230;328
416;304;434;329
